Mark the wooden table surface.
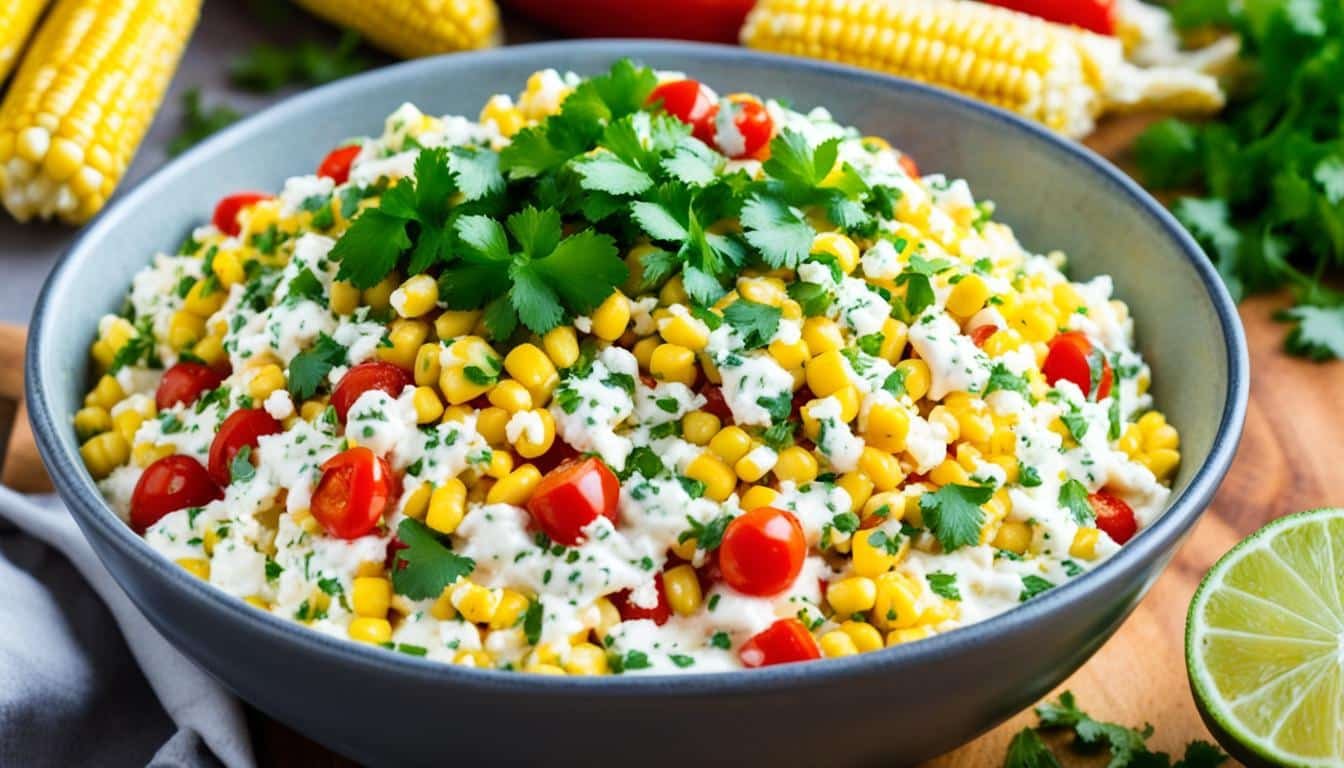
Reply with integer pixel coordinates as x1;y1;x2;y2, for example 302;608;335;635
0;40;1335;768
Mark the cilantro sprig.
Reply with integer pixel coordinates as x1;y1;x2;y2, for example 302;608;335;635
919;483;993;552
390;519;475;600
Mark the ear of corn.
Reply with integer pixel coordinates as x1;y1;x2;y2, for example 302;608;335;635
0;0;51;83
0;0;202;224
292;0;501;60
740;0;1224;139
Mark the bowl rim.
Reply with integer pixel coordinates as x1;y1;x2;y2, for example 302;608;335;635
27;39;1249;695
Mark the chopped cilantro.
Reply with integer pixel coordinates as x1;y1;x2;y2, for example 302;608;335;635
722;298;782;349
287;333;346;400
919;484;993;552
1019;575;1056;602
390;519;475;599
229;445;256;484
1058;480;1094;525
926;572;962;601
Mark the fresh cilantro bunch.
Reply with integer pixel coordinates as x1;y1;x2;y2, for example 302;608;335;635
1005;692;1227;768
1133;0;1344;359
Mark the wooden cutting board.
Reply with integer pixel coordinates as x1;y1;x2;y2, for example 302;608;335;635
3;116;1336;767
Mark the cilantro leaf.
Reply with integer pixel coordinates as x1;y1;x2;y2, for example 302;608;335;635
229;30;369;93
722;298;782;349
168;89;240;157
230;445;256;484
926;571;962;601
523;600;543;645
1280;304;1344;360
983;362;1029;397
762;129;840;188
531;228;626;314
919;484;993;552
390;518;475;599
573;152;654;195
1059;480;1094;525
287;333;346;400
741;194;815;268
679;513;733;551
286;267;326;305
330;208;411;288
1019;574;1056;602
1003;729;1062;768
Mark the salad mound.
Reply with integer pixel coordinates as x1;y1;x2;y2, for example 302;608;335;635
75;61;1180;674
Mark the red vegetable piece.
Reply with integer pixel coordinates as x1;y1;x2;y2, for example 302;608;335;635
1042;332;1113;400
719;506;807;597
739;618;821;668
981;0;1117;35
212;192;270;237
207;408;283;486
155;362;225;410
525;457;620;545
316;145;362;184
331;361;414;423
130;455;223;534
1089;490;1138;545
610;578;671;626
311;446;398;540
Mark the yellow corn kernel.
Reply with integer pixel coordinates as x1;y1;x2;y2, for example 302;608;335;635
392;274;439;318
628;336;657;371
669;536;698;562
1137;410;1166;433
479;95;525;137
872;572;920;630
708;426;753;465
858;447;903;491
819;630;859;658
414;342;442;387
928;458;970;487
299;398;329;422
354;560;385;578
590;291;631;341
649;343;697;387
167;310;205;351
410;386;444;424
827;577;878;616
1070;527;1100;559
1145;449;1181;481
489;590;531;630
330;281;360;315
192;334;227;368
699;352;722;385
84;375;124;410
993;521;1032;554
564;643;610;676
805;350;850;398
352;577;392;618
658;275;689;307
132;441;174;468
453;650;494;668
473;408;509;446
244;596;270;611
73;406;112;441
504;343;559;404
488;379;533;413
837;472;874;513
928;406;961;442
802;317;844;355
659;314;709;351
862;403;910;454
429;589;457;620
685;452;737;502
681;411;721;446
176;558;211;581
767;337;809;370
247;364;285;401
946;274;990;318
484;450;514;480
1118;424;1143;457
512;409;556;459
112;410;144;447
772;446;819;485
1145;424;1181;452
591;597;622;640
377;319;430;371
836;621;882;654
662;565;703;616
852;528;902;578
734;447;776;483
896;359;931;401
527;663;567;676
453;581;502;624
886;626;935;646
426;478;467;534
212;250;245;287
487;464;542;506
402;483;432;520
1013;306;1058;343
835;387;863;424
738;276;788;306
739;485;779;510
361;274;398;313
348;617;393;645
983;328;1025;357
538;326;577;370
812;232;860;275
183;278;227;316
435;310;481;341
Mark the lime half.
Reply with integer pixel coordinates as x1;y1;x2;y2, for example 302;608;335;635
1187;508;1344;767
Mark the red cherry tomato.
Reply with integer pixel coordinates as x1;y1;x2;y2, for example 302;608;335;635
207;408;283;486
701;95;774;159
311;446;398;539
331;361;414;423
698;385;733;424
719;506;807;597
211;192;270;237
526;457;621;546
316;144;362;184
609;578;671;626
155;362;225;410
981;0;1116;35
1089;491;1138;545
647;80;715;134
1042;332;1113;400
898;153;920;178
130;455;223;534
739;618;821;668
969;324;999;348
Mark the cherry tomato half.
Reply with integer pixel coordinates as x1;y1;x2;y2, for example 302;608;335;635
969;324;999;348
311;446;399;540
1042;332;1113;400
898;153;920;178
316;144;362;185
525;457;621;546
646;79;715;135
739;618;821;668
981;0;1117;35
156;361;226;410
331;361;414;423
207;408;283;486
698;384;733;424
1089;491;1137;545
211;192;270;237
719;506;806;597
609;578;671;626
701;95;774;160
130;455;223;534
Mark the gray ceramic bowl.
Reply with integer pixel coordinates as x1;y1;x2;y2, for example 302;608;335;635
28;41;1248;767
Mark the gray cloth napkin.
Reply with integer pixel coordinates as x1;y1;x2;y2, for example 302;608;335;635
0;486;256;768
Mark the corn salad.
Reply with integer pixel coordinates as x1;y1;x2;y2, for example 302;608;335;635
78;63;1178;674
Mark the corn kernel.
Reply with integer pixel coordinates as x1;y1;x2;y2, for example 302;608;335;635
565;643;610;675
352;577;392;618
840;621;884;653
1145;424;1181;452
512;409;556;459
348;617;393;644
377;319;430;371
167;310;206;350
504;343;559;404
812;232;860;275
490;590;531;630
414;343;442;387
1070;527;1100;559
527;663;567;675
132;441;175;468
193;334;227;368
819;630;859;658
650;343;697;387
80;431;129;479
183;278;227;316
682;411;721;446
435;310;481;340
802;317;844;355
872;572;920;630
734;446;777;483
739;485;779;510
392;274;439;318
330;281;360;315
453;581;502;624
426;478;467;534
453;650;494;668
827;577;878;616
212;249;245;287
660;314;709;351
362;274;398;313
590;291;631;341
247;364;285;401
1144;449;1181;480
837;472;874;513
708;426;753;464
878;318;909;363
768;338;809;370
401;483;432;520
858;447;903;491
476;407;510;445
663;565;703;616
84;375;125;410
659;275;689;307
805;350;850;398
487;464;542;506
411;386;444;424
895;359;930;401
886;626;935;646
773;446;819;484
946;274;990;317
73;406;112;441
852;528;901;578
489;379;533;413
993;521;1033;554
685;452;737;502
176;558;210;580
591;597;622;639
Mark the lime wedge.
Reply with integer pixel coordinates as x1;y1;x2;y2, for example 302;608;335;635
1187;508;1344;767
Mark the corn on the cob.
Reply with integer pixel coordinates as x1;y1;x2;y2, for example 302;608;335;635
292;0;501;60
0;0;51;83
740;0;1224;139
0;0;202;224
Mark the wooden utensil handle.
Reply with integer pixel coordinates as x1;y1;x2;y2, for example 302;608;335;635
0;323;54;493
